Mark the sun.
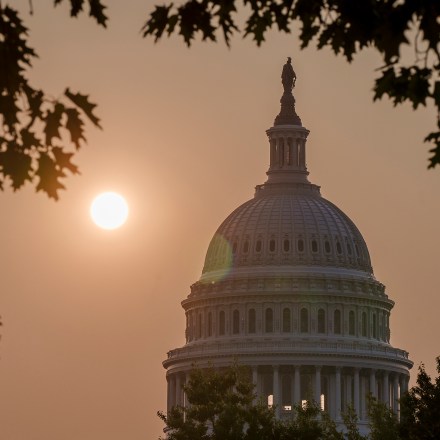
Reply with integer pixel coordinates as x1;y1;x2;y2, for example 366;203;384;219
90;192;129;230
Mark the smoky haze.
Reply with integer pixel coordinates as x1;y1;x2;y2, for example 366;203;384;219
0;1;438;439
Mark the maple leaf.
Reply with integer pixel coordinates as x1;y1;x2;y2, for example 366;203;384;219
20;127;41;149
35;153;65;200
44;102;65;146
52;146;80;174
88;0;108;28
65;88;101;128
54;0;108;27
65;107;85;149
0;148;33;190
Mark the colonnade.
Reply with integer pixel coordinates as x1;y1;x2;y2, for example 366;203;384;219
269;136;306;171
167;365;409;422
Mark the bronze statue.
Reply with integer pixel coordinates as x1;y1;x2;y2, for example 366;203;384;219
281;57;296;92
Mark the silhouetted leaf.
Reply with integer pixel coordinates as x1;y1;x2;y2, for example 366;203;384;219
54;0;85;17
88;0;108;28
65;88;101;128
54;0;108;27
20;128;41;149
44;103;65;146
35;153;65;200
52;146;79;174
0;148;33;190
65;108;85;149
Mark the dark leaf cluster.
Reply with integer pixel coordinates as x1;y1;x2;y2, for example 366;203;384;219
142;0;440;169
0;4;101;199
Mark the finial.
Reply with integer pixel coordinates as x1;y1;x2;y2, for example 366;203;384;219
274;57;302;126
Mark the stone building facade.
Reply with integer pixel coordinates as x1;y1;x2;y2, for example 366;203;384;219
163;60;412;433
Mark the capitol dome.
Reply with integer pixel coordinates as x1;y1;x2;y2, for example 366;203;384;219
163;59;412;434
202;187;372;280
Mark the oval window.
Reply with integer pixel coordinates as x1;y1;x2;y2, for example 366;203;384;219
283;239;290;252
324;241;331;253
243;240;249;253
255;240;262;253
311;240;318;253
298;239;304;252
269;239;276;252
336;242;342;254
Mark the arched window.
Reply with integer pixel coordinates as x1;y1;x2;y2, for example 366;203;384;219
255;240;262;253
207;312;212;337
318;309;326;333
334;309;341;334
248;308;256;333
269;239;276;252
283;239;290;252
362;312;367;337
219;311;225;335
197;313;202;339
265;308;273;333
311;240;318;253
298;239;304;252
349;311;355;335
324;241;331;254
373;314;377;339
233;309;240;334
300;308;309;333
282;308;291;332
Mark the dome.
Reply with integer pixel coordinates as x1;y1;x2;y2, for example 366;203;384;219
163;59;412;436
202;184;372;279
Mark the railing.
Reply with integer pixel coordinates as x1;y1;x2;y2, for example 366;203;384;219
166;339;410;361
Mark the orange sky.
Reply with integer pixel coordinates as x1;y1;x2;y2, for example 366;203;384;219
1;1;439;439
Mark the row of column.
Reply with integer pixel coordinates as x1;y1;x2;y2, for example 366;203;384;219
269;137;306;170
167;366;410;421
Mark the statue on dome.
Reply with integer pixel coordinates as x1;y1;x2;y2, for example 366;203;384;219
281;57;296;92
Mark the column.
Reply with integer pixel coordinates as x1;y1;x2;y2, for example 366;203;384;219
346;373;352;407
335;367;341;421
382;371;389;406
360;376;366;421
273;365;280;417
167;376;172;411
370;369;376;398
175;374;182;407
354;368;360;416
185;372;191;409
393;374;399;414
270;139;276;168
315;366;322;407
294;366;301;405
293;139;298;167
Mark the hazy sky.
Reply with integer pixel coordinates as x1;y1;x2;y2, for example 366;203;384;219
1;1;439;439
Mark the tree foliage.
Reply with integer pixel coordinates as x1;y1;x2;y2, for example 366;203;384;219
0;1;104;199
142;0;440;169
158;365;284;440
399;356;440;440
159;357;440;440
